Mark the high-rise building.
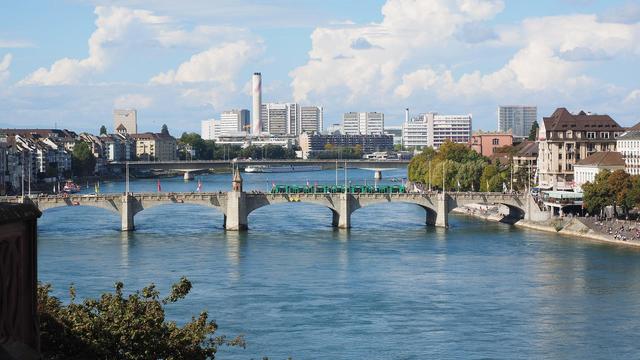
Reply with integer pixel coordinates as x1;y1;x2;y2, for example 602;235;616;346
201;119;221;140
402;113;472;148
343;112;384;135
300;106;323;133
287;103;299;135
498;106;537;138
252;73;262;134
113;109;138;134
220;109;250;134
260;103;302;135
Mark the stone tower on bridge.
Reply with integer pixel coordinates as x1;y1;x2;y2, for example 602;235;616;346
232;167;243;192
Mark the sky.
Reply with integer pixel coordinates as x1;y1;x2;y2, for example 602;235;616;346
1;0;640;134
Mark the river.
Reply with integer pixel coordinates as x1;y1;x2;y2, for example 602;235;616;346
38;168;640;359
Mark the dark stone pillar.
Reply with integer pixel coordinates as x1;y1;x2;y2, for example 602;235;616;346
0;203;41;359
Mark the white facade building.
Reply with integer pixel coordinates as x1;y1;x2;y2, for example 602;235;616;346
260;103;299;135
498;106;537;138
201;119;221;140
300;106;323;133
617;129;640;175
573;152;625;192
220;109;250;135
402;113;472;148
343;112;384;135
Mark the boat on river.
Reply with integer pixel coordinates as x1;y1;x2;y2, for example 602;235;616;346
62;180;81;193
244;165;322;173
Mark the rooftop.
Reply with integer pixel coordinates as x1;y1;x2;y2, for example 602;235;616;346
542;108;623;132
575;151;625;167
514;141;538;157
619;130;640;140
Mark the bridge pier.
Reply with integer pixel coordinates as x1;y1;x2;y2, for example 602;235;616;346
435;193;449;228
121;194;135;231
332;193;352;229
224;191;248;231
183;171;194;181
374;170;382;180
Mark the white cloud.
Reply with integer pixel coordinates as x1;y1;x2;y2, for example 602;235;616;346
18;6;253;87
114;93;153;108
394;68;440;98
0;39;33;48
0;53;12;83
625;89;640;103
150;40;258;86
293;0;640;123
19;6;170;86
290;0;505;103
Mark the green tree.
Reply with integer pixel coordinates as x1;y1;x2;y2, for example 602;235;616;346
161;124;170;135
38;278;245;359
583;170;613;216
528;121;539;141
99;125;107;135
479;164;505;192
179;132;207;160
608;169;633;217
72;142;96;177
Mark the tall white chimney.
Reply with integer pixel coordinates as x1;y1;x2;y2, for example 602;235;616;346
252;72;262;134
405;108;409;123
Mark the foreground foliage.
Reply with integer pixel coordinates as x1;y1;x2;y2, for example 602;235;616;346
38;277;245;360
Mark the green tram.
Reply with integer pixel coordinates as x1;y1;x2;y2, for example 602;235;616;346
270;184;407;194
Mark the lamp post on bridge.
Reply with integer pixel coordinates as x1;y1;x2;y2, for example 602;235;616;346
125;161;130;195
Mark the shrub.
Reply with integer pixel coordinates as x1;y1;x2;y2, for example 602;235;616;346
38;277;245;359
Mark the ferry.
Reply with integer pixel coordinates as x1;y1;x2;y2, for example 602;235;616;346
62;180;81;194
244;165;322;173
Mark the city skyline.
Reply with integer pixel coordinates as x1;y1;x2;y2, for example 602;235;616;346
1;0;640;134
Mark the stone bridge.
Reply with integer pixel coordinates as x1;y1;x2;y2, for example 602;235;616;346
1;191;548;231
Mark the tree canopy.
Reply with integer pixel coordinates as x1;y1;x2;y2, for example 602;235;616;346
161;124;170;135
71;141;96;177
407;140;516;191
99;125;107;135
528;121;539;141
38;277;244;359
583;169;640;218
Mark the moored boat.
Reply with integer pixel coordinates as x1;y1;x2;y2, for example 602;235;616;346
62;180;81;193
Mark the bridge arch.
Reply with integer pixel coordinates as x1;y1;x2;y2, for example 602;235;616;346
130;197;225;217
247;201;340;229
132;202;226;231
32;199;120;214
448;194;527;224
245;193;338;216
352;198;439;227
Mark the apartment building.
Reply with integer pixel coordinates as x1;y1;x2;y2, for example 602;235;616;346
537;108;624;189
131;133;177;161
616;124;640;176
343;112;384;135
402;113;472;149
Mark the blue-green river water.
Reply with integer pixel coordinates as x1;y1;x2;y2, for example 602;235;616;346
38;168;640;359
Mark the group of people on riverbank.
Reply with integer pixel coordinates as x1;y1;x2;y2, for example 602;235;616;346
581;216;640;242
